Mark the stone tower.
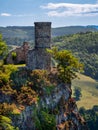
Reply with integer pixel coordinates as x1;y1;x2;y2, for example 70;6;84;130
27;22;51;70
35;22;51;48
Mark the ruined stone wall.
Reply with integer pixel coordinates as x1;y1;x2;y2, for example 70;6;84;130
27;22;51;70
6;42;29;64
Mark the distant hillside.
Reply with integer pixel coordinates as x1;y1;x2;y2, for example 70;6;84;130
52;25;97;37
0;26;34;46
53;31;98;80
0;25;98;46
0;26;34;38
87;25;98;30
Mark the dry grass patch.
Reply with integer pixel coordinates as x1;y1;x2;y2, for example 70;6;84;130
72;73;98;109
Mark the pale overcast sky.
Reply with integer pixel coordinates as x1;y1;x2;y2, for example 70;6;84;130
0;0;98;27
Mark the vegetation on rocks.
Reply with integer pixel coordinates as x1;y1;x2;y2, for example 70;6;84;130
47;47;83;83
0;40;85;129
0;115;19;130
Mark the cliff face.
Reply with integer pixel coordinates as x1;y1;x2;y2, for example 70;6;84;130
0;68;88;130
9;83;88;130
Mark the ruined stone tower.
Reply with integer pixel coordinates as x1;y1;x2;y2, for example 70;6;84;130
27;22;51;70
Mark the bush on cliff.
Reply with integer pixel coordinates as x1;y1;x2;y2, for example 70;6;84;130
47;47;83;83
0;115;19;130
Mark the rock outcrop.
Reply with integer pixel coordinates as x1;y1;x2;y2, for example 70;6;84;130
8;83;88;130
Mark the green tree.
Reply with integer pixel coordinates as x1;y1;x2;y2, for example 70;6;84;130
0;34;7;59
74;87;82;101
11;52;17;60
47;47;83;83
39;111;56;130
79;107;98;130
0;115;19;130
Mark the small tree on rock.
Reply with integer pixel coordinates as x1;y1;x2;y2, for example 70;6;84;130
74;87;82;101
47;47;83;83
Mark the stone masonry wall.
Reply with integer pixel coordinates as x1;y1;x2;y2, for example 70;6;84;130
6;42;29;64
27;22;51;71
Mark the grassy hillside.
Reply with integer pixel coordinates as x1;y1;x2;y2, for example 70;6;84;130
53;31;98;79
72;73;98;109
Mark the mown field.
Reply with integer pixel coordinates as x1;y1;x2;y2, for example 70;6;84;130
72;73;98;109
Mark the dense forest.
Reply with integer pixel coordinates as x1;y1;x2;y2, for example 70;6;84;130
53;32;98;80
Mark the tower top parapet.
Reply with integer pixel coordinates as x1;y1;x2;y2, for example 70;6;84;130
34;22;51;25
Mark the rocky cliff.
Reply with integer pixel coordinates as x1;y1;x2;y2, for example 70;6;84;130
0;69;88;130
19;84;88;130
0;66;88;130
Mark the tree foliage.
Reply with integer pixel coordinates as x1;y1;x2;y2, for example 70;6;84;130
0;115;19;130
48;47;83;83
74;87;82;101
79;106;98;130
0;34;7;59
38;111;56;130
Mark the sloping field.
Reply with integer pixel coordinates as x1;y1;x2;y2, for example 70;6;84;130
72;73;98;109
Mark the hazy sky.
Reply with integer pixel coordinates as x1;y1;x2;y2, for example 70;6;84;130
0;0;98;27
